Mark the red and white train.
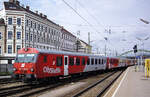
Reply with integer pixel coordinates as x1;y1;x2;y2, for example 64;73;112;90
12;48;134;81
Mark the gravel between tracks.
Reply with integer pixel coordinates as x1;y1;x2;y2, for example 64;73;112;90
38;72;112;97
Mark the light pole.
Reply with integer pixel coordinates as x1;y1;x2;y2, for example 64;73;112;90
138;18;149;66
136;37;149;65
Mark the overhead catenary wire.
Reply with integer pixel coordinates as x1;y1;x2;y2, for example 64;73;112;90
52;19;150;28
75;0;109;32
61;0;101;34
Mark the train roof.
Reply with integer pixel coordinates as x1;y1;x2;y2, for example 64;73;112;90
37;48;106;58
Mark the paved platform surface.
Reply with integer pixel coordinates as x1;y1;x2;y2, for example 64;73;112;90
105;66;150;97
0;76;11;79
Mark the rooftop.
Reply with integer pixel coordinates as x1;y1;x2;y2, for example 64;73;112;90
4;0;60;27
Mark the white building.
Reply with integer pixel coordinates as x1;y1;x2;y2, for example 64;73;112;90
0;0;77;64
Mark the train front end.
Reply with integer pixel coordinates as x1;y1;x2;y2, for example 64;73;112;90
12;48;38;81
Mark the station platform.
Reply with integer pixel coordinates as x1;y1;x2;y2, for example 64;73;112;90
104;66;150;97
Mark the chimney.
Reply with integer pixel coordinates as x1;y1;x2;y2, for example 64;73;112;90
35;11;38;14
26;6;30;10
40;13;43;17
44;15;47;19
16;0;20;5
9;0;15;3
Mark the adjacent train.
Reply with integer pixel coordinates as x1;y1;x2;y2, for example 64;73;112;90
12;48;134;81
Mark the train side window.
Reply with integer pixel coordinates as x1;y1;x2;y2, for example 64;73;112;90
91;58;94;65
102;59;104;64
99;59;101;64
95;59;97;65
76;58;80;65
56;56;62;66
44;56;47;63
87;58;90;65
69;57;74;66
82;58;85;65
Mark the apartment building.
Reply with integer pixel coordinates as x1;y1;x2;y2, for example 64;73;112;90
0;0;77;64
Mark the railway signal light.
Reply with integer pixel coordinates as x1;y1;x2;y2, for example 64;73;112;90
133;45;137;53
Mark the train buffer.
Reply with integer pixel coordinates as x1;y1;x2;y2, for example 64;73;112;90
104;66;150;97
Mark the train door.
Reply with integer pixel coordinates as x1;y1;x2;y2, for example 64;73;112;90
64;56;68;76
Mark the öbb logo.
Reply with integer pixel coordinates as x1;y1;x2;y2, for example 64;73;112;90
43;66;61;73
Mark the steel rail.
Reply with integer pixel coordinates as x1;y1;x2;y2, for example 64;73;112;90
72;71;118;97
96;69;125;97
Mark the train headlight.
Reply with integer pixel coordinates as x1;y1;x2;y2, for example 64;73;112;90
30;68;34;72
13;68;16;71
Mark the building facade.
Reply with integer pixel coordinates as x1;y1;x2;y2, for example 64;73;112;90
77;39;92;54
0;0;77;64
61;28;76;52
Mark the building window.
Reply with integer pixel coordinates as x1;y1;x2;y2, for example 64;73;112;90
45;27;47;32
41;25;43;31
30;34;33;41
8;31;13;39
8;45;12;54
16;45;21;52
17;32;21;39
8;17;12;25
38;24;40;30
34;22;36;29
31;21;32;28
17;18;21;25
0;32;1;39
0;46;1;54
26;33;29;40
26;20;28;26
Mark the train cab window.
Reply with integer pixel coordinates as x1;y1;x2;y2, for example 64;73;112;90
15;54;37;63
95;59;97;65
91;58;94;65
44;56;47;63
76;58;80;65
69;57;74;66
87;58;90;65
56;56;62;66
82;58;85;65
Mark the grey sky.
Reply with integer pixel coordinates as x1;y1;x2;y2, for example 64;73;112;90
0;0;150;54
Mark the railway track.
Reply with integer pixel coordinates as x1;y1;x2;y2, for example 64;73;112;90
0;78;11;83
0;68;125;97
0;84;35;97
0;79;21;85
72;68;125;97
0;75;84;97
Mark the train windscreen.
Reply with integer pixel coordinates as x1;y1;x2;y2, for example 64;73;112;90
15;54;37;63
